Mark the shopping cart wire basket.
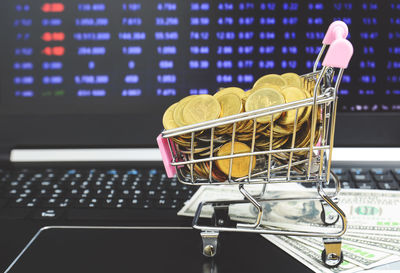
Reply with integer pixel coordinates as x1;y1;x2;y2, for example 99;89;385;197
157;20;353;268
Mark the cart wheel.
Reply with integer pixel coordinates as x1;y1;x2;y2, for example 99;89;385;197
203;244;216;258
321;249;343;268
320;208;339;225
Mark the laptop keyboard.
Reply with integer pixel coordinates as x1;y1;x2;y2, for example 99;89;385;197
0;166;399;221
0;167;195;221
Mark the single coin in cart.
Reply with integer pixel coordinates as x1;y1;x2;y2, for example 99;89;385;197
173;95;195;127
243;83;280;101
204;162;227;182
216;93;243;118
252;83;282;92
245;88;285;123
183;94;221;125
242;89;255;102
214;87;245;99
297;89;312;126
281;72;302;89
216;141;256;178
253;74;288;90
171;135;198;147
279;87;307;125
162;102;179;130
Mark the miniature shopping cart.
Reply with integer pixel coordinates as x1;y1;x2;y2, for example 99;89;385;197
157;21;353;268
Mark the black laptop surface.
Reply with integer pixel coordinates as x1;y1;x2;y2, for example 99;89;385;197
0;1;399;272
4;227;313;273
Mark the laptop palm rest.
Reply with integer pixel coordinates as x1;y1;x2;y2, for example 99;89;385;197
5;226;310;273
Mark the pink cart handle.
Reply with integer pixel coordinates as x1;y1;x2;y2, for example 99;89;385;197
322;21;348;45
157;134;177;178
322;21;353;69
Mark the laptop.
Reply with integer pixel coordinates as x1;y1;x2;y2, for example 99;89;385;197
0;1;399;272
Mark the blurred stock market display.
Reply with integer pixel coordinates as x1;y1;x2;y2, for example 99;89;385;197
3;1;400;114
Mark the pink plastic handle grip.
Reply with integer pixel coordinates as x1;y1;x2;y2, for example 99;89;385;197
322;21;353;69
322;21;348;45
157;134;177;178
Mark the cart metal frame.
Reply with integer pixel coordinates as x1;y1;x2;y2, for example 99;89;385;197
158;21;353;268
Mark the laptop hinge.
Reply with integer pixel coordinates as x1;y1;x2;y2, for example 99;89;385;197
10;148;162;162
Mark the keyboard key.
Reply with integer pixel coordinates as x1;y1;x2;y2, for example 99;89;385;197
350;168;368;175
335;174;350;181
5;188;21;198
332;168;344;175
373;174;394;182
371;168;388;175
352;174;371;183
31;209;64;220
340;180;355;189
167;180;180;189
155;198;172;209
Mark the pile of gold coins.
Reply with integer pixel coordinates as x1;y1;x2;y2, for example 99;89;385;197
162;72;321;181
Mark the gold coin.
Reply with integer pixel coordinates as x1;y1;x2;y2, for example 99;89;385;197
245;88;285;123
242;89;256;101
180;146;209;155
238;120;254;133
182;94;221;125
252;82;282;92
173;95;195;127
216;93;243;118
216;141;256;178
270;124;294;136
171;136;197;147
194;163;209;178
199;144;223;157
281;73;302;89
253;74;288;90
204;162;227;182
294;120;321;154
279;87;307;125
297;89;312;125
214;87;245;99
162;102;179;130
215;124;233;135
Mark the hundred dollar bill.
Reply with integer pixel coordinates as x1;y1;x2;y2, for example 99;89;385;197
264;235;363;273
345;232;400;245
342;235;400;255
292;236;400;269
